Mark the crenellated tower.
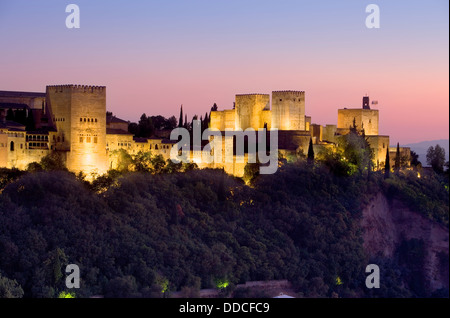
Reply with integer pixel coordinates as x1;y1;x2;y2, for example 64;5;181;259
46;85;107;175
271;91;305;130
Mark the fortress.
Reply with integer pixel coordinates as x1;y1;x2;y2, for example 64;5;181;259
0;85;409;177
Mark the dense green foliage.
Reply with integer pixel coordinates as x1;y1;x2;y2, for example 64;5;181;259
0;154;448;298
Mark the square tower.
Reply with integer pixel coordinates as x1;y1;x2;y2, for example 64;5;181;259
46;85;107;175
235;94;270;130
271;91;305;131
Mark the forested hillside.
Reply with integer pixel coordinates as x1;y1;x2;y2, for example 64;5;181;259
0;158;448;298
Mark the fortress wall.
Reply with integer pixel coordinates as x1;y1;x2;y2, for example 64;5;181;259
210;111;224;131
337;109;379;135
389;146;411;168
278;130;311;155
69;86;107;175
310;124;323;143
223;109;236;130
2;134;50;170
0;134;8;167
235;94;270;130
271;91;305;131
46;86;72;151
46;85;107;175
0;95;46;110
323;124;337;143
260;110;272;130
366;135;390;170
305;116;311;131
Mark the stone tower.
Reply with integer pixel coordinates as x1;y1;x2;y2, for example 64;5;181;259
234;94;270;130
271;91;305;131
46;85;107;175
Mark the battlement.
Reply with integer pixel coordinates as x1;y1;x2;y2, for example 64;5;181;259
46;85;106;94
272;90;305;96
236;93;270;97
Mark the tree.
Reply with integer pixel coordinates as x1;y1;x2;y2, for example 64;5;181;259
243;161;260;184
137;114;154;137
133;151;153;172
178;105;184;128
410;150;421;167
128;122;139;135
211;103;218;111
384;148;390;179
0;273;24;298
426;144;446;173
111;149;133;172
40;152;66;171
394;143;401;173
307;138;314;164
151;154;166;173
6;108;14;120
167;116;177;130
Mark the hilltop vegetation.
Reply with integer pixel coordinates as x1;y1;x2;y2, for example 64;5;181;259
0;152;448;298
0;130;448;298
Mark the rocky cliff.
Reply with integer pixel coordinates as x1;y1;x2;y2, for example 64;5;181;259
361;193;449;292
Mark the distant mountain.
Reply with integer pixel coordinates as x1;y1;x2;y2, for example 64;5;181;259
403;139;449;166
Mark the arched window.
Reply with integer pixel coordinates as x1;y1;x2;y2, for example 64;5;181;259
10;141;14;151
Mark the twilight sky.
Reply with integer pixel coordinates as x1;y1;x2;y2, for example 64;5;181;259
0;0;448;144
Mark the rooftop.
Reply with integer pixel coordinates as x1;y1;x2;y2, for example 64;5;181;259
0;90;46;98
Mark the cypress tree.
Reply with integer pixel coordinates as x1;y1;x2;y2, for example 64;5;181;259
307;138;314;164
384;148;390;179
394;142;401;173
178;105;183;127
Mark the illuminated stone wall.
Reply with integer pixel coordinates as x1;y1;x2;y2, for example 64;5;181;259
271;91;305;131
337;108;379;136
46;85;108;176
366;135;390;170
235;94;270;131
210;109;235;131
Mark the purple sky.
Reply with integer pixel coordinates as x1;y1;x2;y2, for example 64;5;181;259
0;0;448;144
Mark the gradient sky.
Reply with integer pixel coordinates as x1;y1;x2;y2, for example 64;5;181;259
0;0;448;144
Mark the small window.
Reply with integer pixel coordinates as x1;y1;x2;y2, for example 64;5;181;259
95;118;98;122
80;118;83;122
80;137;83;143
84;118;86;122
10;141;14;151
88;118;90;122
87;137;91;143
279;99;282;101
94;137;98;144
